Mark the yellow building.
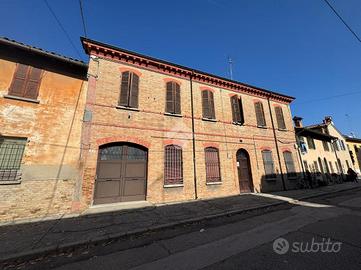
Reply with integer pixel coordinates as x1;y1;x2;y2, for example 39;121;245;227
344;136;361;173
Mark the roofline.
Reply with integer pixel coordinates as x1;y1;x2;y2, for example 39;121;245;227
80;37;295;103
295;127;337;141
344;136;361;143
0;37;88;69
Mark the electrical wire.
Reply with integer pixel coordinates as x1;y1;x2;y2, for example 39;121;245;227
43;0;84;60
79;0;87;37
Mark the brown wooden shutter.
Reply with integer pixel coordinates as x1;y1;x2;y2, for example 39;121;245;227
165;82;174;113
262;150;275;179
275;107;286;130
174;83;181;114
129;73;139;108
238;97;244;124
23;67;42;99
202;91;210;118
231;96;241;122
209;91;215;119
9;64;29;97
255;102;266;127
119;71;130;106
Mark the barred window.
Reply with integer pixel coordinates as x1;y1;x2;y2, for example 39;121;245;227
230;95;244;124
254;101;266;127
283;151;296;178
0;137;27;182
119;71;139;108
202;90;215;119
165;81;181;114
262;150;276;179
275;106;286;130
164;145;183;185
205;147;221;183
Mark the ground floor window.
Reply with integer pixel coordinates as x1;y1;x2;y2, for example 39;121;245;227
262;150;276;179
205;147;221;183
0;137;26;182
283;151;296;178
164;145;183;185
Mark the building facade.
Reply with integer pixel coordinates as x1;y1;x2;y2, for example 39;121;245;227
0;38;88;222
344;136;361;173
78;38;301;209
294;116;354;184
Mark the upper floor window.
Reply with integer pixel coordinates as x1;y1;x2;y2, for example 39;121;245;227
283;151;296;178
119;71;139;108
8;64;42;100
254;101;266;127
164;145;183;186
307;137;316;149
202;90;215;119
275;106;286;130
262;150;276;179
322;141;330;151
165;81;181;114
230;95;244;124
339;140;346;151
204;147;221;183
333;141;340;151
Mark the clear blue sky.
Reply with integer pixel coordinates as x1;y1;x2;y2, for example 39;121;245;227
2;0;361;136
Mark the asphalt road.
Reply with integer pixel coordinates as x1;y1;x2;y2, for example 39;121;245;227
8;188;361;270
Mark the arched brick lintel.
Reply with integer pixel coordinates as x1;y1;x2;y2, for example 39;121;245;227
96;136;151;149
119;67;143;77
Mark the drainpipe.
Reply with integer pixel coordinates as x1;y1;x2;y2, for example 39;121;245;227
190;71;198;199
267;97;286;191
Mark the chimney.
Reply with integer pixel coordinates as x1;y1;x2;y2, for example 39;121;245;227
323;116;333;124
293;116;303;128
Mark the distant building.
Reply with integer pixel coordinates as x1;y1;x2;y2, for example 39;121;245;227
344;136;361;173
294;116;354;184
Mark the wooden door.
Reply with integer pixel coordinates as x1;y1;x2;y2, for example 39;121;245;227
237;149;254;193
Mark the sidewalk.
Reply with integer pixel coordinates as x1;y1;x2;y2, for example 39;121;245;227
0;182;359;263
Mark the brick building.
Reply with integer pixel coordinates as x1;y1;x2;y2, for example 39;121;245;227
79;38;301;208
0;38;87;222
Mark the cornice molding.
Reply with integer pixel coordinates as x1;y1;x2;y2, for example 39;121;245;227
82;39;294;104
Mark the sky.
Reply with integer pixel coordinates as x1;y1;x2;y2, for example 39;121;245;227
2;0;361;136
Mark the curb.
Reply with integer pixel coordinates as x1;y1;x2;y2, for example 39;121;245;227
1;185;360;264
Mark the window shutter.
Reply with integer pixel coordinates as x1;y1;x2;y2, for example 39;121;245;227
164;145;183;185
23;67;42;99
119;71;130;106
165;82;174;113
209;91;215;119
129;73;139;108
9;64;29;97
202;91;210;118
174;83;181;114
231;96;241;123
262;150;275;179
275;107;286;130
205;147;221;183
283;151;296;177
255;102;266;127
238;97;244;124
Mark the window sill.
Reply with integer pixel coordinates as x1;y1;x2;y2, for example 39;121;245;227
0;180;21;185
116;105;139;112
163;184;184;188
206;181;222;185
3;94;40;104
278;128;287;132
164;112;183;118
232;122;244;126
202;118;217;122
257;125;267;129
265;177;277;181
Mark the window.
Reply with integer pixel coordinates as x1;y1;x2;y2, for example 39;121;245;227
164;145;183;185
313;161;319;172
165;81;181;114
262;150;276;179
119;71;139;108
8;64;42;100
254;102;266;127
230;95;244;124
205;147;221;183
355;145;359;153
202;90;215;119
322;141;329;151
323;158;330;173
340;140;346;151
318;158;324;173
334;141;340;151
0;137;27;182
329;161;334;173
275;107;286;130
346;160;350;169
303;160;308;170
335;161;339;173
283;151;296;178
307;137;316;149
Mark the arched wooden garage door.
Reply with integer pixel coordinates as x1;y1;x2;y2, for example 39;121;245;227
93;143;148;205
